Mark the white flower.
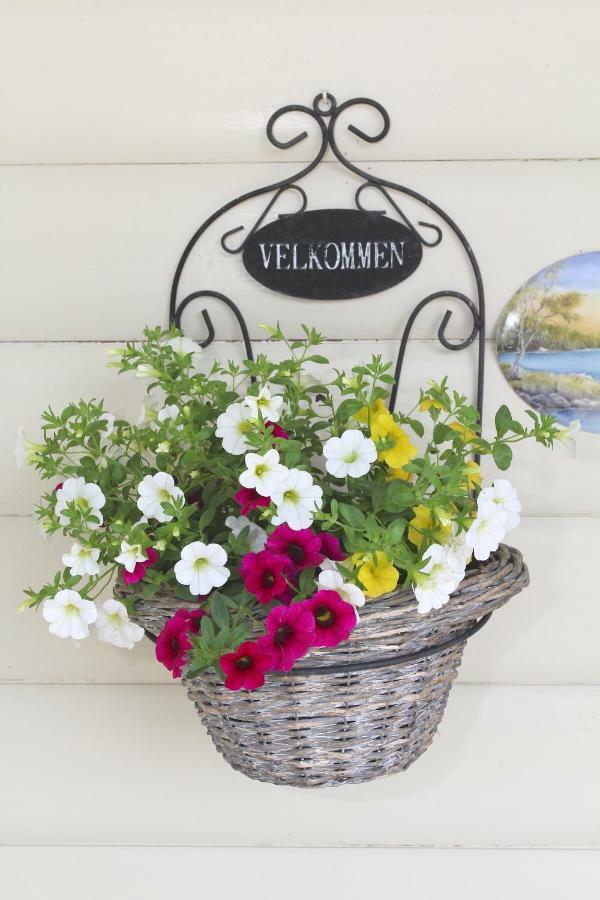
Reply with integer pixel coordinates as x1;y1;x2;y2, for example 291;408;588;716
62;542;101;577
414;543;466;615
95;599;144;649
15;427;43;470
319;558;339;573
174;541;230;596
318;569;365;620
445;529;473;570
164;335;203;370
555;418;581;454
243;385;284;422
465;505;507;561
477;479;521;532
137;398;159;426
55;478;106;530
136;472;184;523
271;468;323;531
157;404;182;429
225;515;267;552
239;449;287;497
42;589;97;640
136;363;161;379
99;412;115;437
114;540;147;573
215;402;254;455
323;429;377;478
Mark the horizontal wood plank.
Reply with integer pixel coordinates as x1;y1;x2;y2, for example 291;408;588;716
1;1;600;164
1;847;598;899
6;340;600;516
1;684;598;846
2;160;600;341
3;516;598;686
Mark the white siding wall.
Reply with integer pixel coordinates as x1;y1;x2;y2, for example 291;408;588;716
2;2;599;895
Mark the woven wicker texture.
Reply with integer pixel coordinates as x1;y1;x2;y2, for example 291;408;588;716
128;544;528;787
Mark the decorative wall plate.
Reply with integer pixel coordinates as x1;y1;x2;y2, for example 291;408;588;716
497;251;600;433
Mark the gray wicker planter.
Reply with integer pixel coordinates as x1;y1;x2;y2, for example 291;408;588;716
127;544;528;788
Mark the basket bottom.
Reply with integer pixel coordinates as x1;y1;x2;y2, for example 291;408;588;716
184;644;463;788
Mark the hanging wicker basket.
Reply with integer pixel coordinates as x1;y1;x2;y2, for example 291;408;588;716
126;544;528;788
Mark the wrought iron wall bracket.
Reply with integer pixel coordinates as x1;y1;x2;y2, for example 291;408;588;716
169;91;485;421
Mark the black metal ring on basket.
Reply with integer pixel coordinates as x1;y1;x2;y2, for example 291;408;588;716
277;611;493;675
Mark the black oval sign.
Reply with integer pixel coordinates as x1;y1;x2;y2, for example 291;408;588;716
242;208;422;300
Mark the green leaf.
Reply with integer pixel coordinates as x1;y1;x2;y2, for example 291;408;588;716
492;442;513;470
201;616;215;641
335;399;364;425
298;567;317;597
387;518;406;543
433;422;454;444
384;481;415;513
209;592;230;630
494;405;512;438
371;481;387;513
338;502;367;530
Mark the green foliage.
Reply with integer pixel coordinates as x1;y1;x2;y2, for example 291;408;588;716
20;325;562;677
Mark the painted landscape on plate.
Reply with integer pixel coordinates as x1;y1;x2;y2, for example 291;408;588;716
497;251;600;433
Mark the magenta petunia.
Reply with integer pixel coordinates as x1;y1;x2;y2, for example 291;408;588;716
304;590;357;648
318;531;346;562
257;602;316;671
220;640;272;691
266;524;324;572
234;487;271;516
55;482;64;493
155;607;205;678
121;547;159;585
240;550;291;604
264;420;289;440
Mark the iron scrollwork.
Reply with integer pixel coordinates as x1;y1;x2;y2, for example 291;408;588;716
169;91;485;420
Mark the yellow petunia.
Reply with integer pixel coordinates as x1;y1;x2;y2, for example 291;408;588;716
408;504;452;547
462;460;482;488
387;466;413;482
354;398;387;424
447;420;478;443
419;397;444;413
370;411;418;470
353;551;399;598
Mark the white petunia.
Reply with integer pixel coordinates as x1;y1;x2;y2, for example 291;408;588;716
323;429;377;478
413;543;466;615
114;540;147;573
174;541;230;596
239;449;287;497
477;479;521;532
136;472;184;523
136;363;161;379
62;542;101;577
99;412;115;437
164;335;203;370
243;385;284;422
271;468;323;531
157;404;182;429
215;402;254;455
318;569;365;620
42;589;97;640
15;427;43;470
555;418;581;454
55;478;106;530
465;505;507;562
445;529;473;570
95;599;144;649
225;515;267;552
